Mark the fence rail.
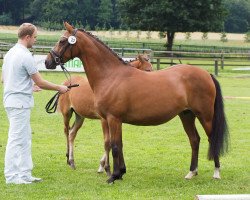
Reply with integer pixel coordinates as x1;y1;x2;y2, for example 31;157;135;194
0;44;249;76
1;37;250;53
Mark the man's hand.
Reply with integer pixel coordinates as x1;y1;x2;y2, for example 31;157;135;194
33;84;42;92
57;85;69;94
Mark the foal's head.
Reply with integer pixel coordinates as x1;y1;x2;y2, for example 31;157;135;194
129;54;153;72
45;22;81;69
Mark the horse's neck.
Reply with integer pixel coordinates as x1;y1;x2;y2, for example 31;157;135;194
78;32;127;90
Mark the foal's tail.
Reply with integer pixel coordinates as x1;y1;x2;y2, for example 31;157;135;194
208;75;229;160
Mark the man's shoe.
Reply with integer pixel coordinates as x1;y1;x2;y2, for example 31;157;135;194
22;176;43;183
6;178;32;184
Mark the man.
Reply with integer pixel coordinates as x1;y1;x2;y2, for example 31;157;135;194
2;23;69;184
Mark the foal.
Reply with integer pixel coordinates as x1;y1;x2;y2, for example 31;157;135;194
58;55;152;175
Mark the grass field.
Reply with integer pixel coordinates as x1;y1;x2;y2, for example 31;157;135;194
0;70;249;199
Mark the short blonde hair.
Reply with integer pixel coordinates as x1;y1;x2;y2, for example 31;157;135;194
18;23;37;39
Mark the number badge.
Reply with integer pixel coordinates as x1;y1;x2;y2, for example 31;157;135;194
68;36;77;44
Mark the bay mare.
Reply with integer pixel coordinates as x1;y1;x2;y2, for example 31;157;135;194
58;55;153;175
45;22;229;184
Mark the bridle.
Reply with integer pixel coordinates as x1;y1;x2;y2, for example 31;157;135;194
49;28;78;67
45;28;79;114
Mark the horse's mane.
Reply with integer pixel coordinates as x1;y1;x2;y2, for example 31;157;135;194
78;28;128;65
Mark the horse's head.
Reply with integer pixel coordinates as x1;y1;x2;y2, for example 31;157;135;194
130;54;153;72
45;22;81;69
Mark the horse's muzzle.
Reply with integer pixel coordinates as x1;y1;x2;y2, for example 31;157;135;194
45;59;56;69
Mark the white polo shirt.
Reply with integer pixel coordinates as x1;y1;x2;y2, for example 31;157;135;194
2;43;38;108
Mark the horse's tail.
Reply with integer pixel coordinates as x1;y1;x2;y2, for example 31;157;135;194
208;74;229;160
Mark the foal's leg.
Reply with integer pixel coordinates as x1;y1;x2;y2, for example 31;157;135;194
68;113;84;169
97;119;111;176
179;111;200;179
63;109;73;165
106;117;124;184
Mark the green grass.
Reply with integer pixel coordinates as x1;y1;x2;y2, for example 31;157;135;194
0;71;250;199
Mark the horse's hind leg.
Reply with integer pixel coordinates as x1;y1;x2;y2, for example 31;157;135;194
68;113;84;169
63;109;73;165
98;119;111;177
179;111;200;179
198;117;221;179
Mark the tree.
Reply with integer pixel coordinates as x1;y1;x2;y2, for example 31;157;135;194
0;0;32;24
224;0;250;33
42;0;78;24
98;0;113;29
30;0;47;23
111;0;121;29
76;0;100;29
118;0;227;50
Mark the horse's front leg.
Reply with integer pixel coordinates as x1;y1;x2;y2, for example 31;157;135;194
106;117;124;184
98;119;111;177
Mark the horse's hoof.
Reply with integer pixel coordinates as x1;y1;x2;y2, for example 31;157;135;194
70;164;76;170
69;160;76;170
107;177;115;184
106;174;121;184
185;170;198;180
213;167;221;179
97;165;104;173
213;175;221;179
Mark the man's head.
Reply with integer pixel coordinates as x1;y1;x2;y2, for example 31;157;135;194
18;23;37;48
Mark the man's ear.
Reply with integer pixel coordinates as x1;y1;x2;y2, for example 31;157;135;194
24;34;31;40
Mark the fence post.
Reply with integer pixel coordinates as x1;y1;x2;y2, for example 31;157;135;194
122;48;124;57
157;58;160;70
142;43;145;49
171;52;174;66
214;59;218;76
221;52;224;69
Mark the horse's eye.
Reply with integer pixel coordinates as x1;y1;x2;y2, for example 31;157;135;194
59;39;66;44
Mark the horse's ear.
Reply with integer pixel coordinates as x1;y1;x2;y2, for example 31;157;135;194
143;52;150;60
138;54;143;62
64;22;74;33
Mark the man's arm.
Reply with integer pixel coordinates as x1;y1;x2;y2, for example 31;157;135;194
31;72;69;94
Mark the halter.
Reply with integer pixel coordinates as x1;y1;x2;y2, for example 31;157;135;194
46;29;79;114
49;28;78;67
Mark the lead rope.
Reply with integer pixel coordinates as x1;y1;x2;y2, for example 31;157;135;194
45;63;79;114
45;84;79;113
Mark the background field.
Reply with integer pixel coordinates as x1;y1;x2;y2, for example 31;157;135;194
0;25;249;48
0;70;249;200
